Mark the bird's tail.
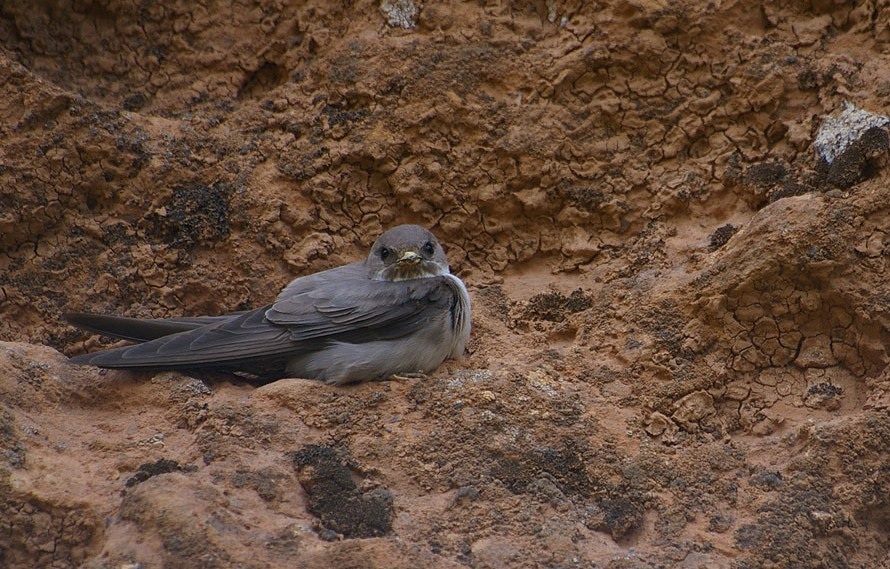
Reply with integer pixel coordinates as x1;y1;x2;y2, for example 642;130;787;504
64;312;238;343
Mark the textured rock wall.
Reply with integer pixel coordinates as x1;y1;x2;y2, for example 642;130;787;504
1;1;889;568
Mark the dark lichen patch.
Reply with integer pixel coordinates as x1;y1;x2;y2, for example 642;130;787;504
291;444;393;539
708;224;738;251
803;382;844;410
559;183;606;210
584;490;647;540
638;299;691;359
733;482;852;568
806;383;843;398
708;512;734;533
768;180;815;203
122;92;148;111
824;126;890;189
125;458;198;488
152;183;233;248
489;442;593;499
522;289;592;322
744;161;788;187
749;468;784;491
740;159;818;208
322;101;371;130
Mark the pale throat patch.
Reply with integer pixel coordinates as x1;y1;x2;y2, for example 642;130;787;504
376;260;450;281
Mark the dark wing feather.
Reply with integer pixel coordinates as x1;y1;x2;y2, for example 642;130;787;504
65;312;240;342
265;263;456;342
69;307;296;369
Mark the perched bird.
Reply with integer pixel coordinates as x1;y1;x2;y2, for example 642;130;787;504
67;224;471;385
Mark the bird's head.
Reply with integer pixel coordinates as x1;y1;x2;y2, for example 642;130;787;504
367;225;451;281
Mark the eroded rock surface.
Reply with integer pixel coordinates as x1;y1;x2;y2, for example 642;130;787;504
1;1;889;567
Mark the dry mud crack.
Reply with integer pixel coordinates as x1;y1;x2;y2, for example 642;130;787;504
1;1;889;568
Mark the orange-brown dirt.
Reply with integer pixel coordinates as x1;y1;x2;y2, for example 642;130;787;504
1;1;889;568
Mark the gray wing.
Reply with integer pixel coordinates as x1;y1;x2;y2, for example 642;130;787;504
69;307;296;370
266;263;459;343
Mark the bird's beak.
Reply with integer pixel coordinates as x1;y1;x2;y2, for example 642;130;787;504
397;250;421;265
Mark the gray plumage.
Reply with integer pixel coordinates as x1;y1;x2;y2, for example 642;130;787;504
67;224;471;385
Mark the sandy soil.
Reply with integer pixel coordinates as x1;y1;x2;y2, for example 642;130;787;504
1;1;889;567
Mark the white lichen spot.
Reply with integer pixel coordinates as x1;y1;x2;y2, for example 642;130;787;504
815;101;890;164
380;0;419;29
546;0;558;23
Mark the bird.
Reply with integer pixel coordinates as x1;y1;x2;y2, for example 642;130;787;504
66;224;471;385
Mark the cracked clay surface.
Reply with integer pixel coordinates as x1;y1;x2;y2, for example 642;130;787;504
1;1;889;568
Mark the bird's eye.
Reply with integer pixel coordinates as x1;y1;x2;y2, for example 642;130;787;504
380;247;390;261
423;241;435;256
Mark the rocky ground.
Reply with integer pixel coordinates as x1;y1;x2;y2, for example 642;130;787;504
1;1;889;567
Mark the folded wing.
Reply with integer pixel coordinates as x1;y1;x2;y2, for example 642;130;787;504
266;264;458;343
68;307;295;369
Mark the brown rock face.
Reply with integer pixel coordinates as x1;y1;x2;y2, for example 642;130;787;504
2;1;889;567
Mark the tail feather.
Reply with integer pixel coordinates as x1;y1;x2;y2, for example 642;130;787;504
65;312;239;343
